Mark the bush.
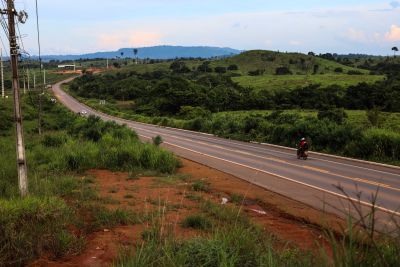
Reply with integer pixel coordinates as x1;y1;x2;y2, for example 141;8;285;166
275;67;292;75
366;107;385;127
347;70;363;75
214;66;227;74
152;135;163;147
192;180;210;192
227;64;238;71
182;215;212;230
42;133;68;147
318;108;348;125
248;69;264;76
334;67;343;73
350;128;400;160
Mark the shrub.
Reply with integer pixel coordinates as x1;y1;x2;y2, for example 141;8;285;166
192;180;210;192
214;66;227;74
334;67;343;73
248;69;264;76
275;66;292;75
347;70;363;75
227;64;239;71
366;107;385;127
42;133;68;147
351;128;400;160
182;215;212;230
318;108;348;125
152;135;163;147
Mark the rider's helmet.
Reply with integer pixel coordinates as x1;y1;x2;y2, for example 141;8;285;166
301;137;306;141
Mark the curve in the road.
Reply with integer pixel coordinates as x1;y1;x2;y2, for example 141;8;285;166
52;77;400;228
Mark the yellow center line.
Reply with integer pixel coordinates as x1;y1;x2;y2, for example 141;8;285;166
129;123;400;192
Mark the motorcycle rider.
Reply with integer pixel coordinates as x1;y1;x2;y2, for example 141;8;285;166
297;137;309;158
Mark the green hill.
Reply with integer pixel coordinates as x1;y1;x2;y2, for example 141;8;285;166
211;50;369;75
102;50;384;91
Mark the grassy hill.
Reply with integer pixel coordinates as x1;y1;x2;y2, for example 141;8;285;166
210;50;369;75
100;50;384;92
233;74;384;91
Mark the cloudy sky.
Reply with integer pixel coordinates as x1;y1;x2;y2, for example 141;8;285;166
6;0;400;55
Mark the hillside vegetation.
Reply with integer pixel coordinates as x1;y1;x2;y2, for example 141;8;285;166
96;50;383;92
233;74;384;91
212;50;369;75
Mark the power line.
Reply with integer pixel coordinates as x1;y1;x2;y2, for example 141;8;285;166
16;21;25;53
0;33;9;57
35;0;41;63
34;0;43;135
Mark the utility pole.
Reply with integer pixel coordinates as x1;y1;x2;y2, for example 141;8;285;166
3;0;28;196
1;48;4;98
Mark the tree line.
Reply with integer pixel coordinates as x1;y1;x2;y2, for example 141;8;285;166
70;68;400;116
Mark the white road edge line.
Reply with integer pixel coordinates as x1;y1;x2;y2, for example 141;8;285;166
127;123;400;192
137;133;400;217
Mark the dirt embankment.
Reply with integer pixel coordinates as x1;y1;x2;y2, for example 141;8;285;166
31;158;342;267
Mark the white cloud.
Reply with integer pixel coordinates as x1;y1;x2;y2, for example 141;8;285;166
385;25;400;41
97;31;162;50
346;28;367;42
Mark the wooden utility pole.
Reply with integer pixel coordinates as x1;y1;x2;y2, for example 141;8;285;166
5;0;28;196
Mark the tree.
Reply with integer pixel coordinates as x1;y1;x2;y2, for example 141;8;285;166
197;62;212;73
318;108;348;125
214;66;227;74
170;61;190;73
133;48;139;64
227;64;239;71
275;67;292;75
392;47;398;57
313;64;320;75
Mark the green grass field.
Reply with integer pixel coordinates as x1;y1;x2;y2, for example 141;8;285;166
232;74;385;91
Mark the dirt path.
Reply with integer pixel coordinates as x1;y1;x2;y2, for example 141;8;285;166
31;157;341;267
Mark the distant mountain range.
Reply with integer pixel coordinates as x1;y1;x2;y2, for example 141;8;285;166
37;46;242;61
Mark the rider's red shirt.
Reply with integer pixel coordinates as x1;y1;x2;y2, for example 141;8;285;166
299;140;306;148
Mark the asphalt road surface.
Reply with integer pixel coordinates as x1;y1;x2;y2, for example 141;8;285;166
53;77;400;231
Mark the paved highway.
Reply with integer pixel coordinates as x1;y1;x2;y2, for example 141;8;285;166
53;77;400;231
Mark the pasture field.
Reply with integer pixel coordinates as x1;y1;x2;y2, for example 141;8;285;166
233;74;385;91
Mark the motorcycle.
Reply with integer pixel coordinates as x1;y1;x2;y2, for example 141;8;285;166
297;149;308;160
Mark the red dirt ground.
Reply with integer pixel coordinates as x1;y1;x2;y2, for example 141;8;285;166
31;158;341;267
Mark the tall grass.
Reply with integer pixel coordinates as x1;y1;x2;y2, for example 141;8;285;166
0;94;180;265
115;201;313;267
0;197;73;265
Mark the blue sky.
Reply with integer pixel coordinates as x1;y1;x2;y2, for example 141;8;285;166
6;0;400;55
